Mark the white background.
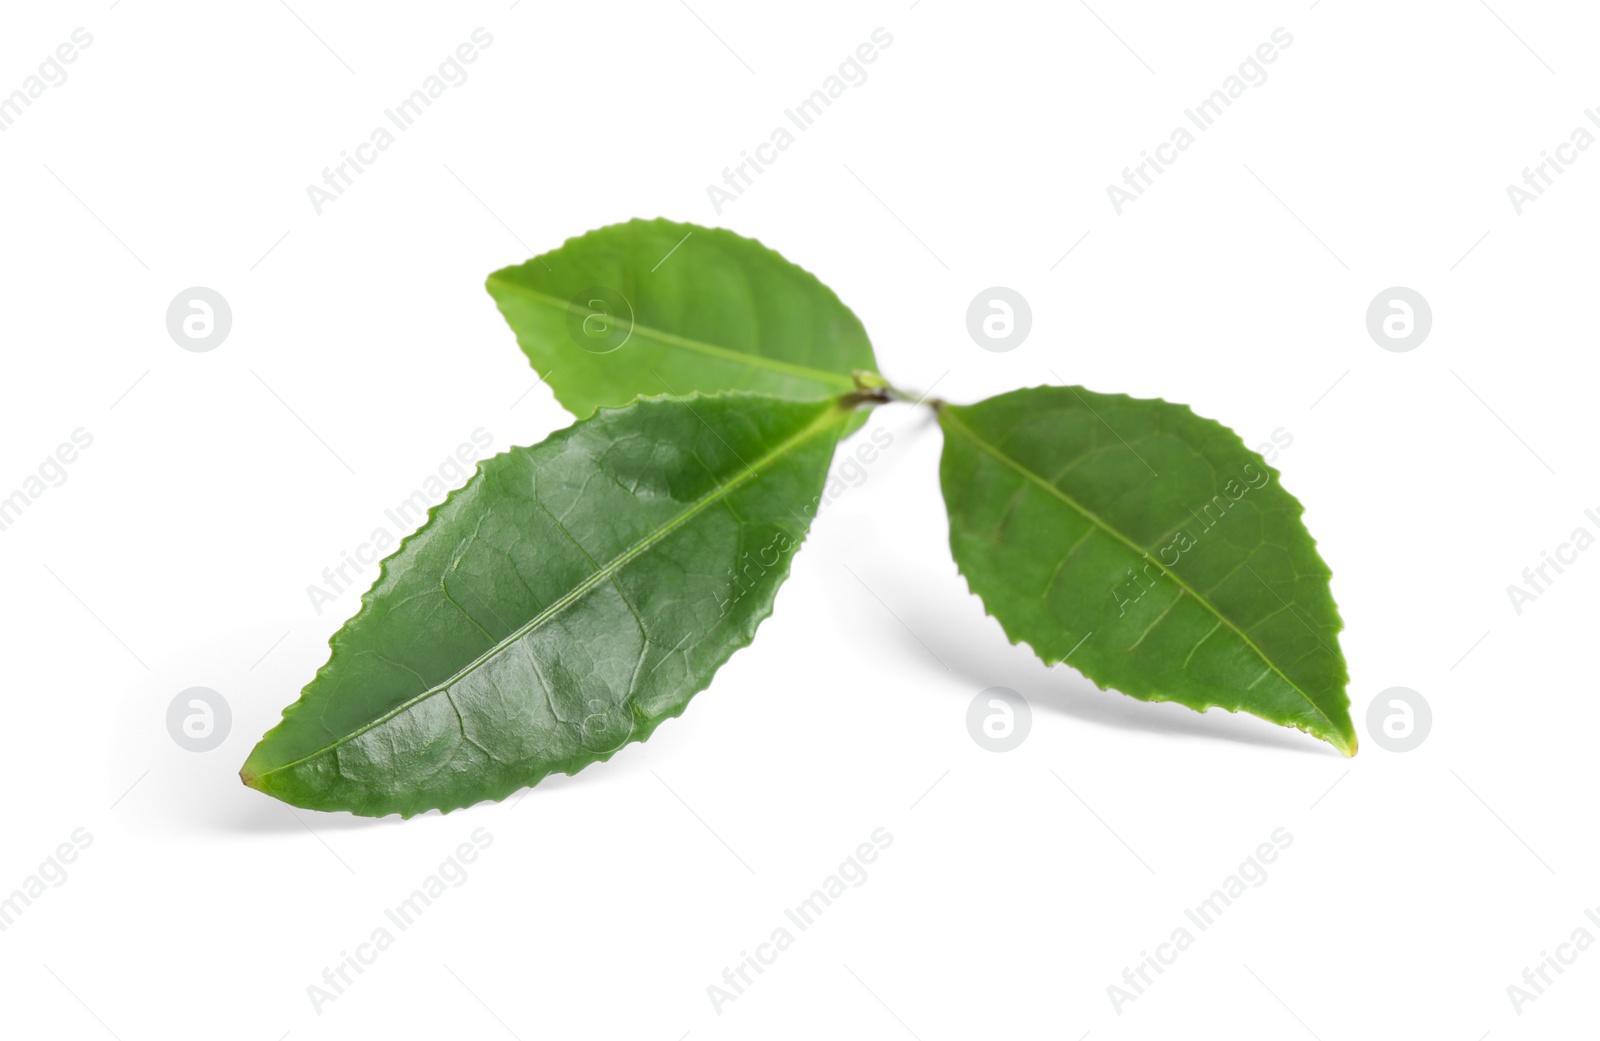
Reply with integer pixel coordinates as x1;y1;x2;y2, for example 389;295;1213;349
1;1;1594;1038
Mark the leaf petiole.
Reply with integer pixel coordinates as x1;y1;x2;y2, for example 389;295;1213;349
850;369;941;409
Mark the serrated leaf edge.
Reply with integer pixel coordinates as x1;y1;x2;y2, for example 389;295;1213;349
937;386;1356;757
243;390;858;816
485;217;871;408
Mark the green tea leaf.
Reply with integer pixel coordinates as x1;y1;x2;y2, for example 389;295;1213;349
938;386;1355;755
243;393;857;816
487;218;878;417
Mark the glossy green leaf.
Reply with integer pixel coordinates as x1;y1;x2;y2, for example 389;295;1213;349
486;218;878;417
243;393;858;816
938;386;1355;755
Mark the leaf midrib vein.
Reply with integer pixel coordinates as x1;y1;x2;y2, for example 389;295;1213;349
255;402;850;781
488;277;860;390
940;407;1338;734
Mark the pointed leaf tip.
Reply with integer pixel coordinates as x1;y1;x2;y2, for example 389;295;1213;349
244;393;857;816
938;385;1354;754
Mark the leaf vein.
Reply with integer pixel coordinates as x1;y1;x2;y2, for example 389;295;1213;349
940;407;1338;735
252;402;849;782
